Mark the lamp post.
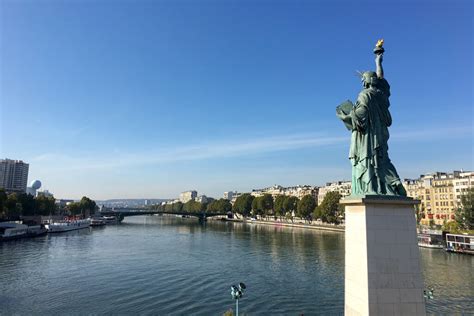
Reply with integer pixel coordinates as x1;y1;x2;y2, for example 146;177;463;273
230;282;246;316
424;287;434;300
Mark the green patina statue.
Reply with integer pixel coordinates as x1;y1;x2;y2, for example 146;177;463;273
336;40;407;197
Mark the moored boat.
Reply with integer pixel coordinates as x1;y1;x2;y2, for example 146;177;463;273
45;219;90;233
90;218;106;227
101;216;120;225
27;224;48;237
417;233;444;249
0;222;28;241
445;233;474;255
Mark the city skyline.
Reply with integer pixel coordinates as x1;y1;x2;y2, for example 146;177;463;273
2;0;473;199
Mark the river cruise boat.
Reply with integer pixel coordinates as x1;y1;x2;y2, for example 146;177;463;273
0;222;28;241
445;233;474;255
45;219;90;233
101;216;120;225
417;233;444;249
27;224;48;237
90;218;106;227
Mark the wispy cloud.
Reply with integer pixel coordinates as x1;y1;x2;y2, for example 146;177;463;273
29;125;472;172
30;133;346;171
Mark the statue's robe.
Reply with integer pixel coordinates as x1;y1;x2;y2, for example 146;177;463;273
340;79;406;196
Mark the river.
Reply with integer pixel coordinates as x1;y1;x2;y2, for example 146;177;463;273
0;216;472;315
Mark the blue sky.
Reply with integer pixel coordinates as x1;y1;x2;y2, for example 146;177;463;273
1;0;472;199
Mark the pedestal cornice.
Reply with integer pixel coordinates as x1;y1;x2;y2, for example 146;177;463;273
340;195;420;206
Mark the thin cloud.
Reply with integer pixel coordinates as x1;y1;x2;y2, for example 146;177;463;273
31;133;346;171
29;125;472;172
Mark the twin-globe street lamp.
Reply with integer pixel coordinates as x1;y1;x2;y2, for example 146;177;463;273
230;282;246;316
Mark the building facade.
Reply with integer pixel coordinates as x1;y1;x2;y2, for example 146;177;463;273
250;185;318;201
404;171;474;226
195;195;208;203
453;171;474;206
0;159;29;194
317;181;352;205
179;190;197;203
223;191;237;201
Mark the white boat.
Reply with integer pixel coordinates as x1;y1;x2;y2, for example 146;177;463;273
417;233;444;249
45;219;90;233
0;222;28;241
27;225;48;237
101;216;120;225
90;218;106;227
446;233;474;255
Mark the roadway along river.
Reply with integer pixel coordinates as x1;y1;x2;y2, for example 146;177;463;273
0;216;472;315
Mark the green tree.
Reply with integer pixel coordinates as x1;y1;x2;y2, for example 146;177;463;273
283;196;298;221
79;196;97;217
442;221;460;233
66;201;81;216
17;193;36;216
232;194;254;217
164;203;173;212
297;195;316;222
0;189;7;217
183;200;193;213
314;191;344;224
251;196;263;218
274;195;286;220
172;202;183;213
261;194;274;218
207;199;232;214
456;188;474;230
184;200;202;213
4;193;21;218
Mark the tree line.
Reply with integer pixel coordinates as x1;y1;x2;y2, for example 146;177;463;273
0;189;97;219
151;192;345;224
151;198;232;215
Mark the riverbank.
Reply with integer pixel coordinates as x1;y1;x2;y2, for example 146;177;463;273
211;217;345;232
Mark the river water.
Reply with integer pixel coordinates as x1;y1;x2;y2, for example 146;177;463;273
0;216;472;315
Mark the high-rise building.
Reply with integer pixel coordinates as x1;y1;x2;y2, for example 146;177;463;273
0;159;29;194
179;190;197;203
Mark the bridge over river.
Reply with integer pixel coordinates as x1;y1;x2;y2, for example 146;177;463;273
100;207;229;222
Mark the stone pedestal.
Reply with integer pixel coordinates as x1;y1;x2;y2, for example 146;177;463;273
341;196;426;316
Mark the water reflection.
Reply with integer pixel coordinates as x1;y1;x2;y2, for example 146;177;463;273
0;215;471;314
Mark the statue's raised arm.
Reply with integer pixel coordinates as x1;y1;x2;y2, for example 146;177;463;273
374;39;384;79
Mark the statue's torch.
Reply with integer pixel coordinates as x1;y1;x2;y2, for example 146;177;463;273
374;39;385;55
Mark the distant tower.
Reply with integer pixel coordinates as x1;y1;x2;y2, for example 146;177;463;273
26;180;42;196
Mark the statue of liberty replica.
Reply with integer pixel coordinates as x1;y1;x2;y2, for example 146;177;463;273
336;40;407;197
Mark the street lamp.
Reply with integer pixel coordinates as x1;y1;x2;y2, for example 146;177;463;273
230;282;246;316
424;287;434;300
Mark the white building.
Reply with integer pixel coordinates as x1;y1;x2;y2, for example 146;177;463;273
453;171;474;206
250;184;318;201
0;159;29;194
317;181;351;205
179;190;197;203
195;195;208;203
37;190;53;198
223;191;238;201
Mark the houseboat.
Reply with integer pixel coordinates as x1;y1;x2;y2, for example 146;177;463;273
417;228;444;249
26;224;48;237
90;218;106;227
45;219;90;233
0;222;28;241
445;233;474;255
